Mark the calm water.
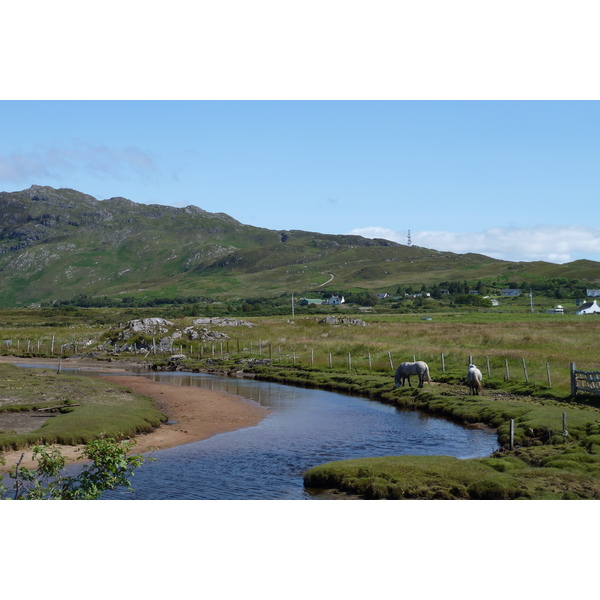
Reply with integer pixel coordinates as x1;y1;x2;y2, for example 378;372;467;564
87;371;499;500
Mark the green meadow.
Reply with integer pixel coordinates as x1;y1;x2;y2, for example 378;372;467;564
2;305;600;498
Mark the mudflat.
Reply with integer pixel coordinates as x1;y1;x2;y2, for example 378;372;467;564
0;356;271;471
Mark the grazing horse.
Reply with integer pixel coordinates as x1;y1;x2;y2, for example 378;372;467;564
467;364;483;395
395;361;432;388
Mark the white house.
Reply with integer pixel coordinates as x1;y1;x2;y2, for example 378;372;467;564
501;289;521;297
547;305;564;314
576;300;600;315
586;289;600;297
324;295;345;305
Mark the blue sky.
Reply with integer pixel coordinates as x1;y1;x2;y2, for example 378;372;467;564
2;100;600;263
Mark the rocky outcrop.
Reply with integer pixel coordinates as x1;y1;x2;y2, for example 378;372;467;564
110;317;230;354
192;317;254;327
319;316;367;326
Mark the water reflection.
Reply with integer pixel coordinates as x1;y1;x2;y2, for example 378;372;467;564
97;371;499;500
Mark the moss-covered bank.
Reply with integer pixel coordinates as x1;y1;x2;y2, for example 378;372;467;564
0;363;167;451
237;362;600;499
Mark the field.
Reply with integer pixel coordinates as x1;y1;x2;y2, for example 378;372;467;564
2;305;600;499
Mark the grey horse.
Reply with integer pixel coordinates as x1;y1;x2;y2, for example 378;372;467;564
395;361;432;388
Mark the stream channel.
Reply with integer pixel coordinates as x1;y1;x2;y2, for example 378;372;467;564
17;367;500;499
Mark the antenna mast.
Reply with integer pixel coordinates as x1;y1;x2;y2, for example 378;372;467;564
407;229;412;246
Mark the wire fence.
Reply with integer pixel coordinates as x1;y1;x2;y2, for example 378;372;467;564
1;335;586;393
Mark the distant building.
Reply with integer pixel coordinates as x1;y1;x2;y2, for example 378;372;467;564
501;289;521;296
324;295;345;305
576;300;600;315
587;289;600;297
376;293;390;299
547;305;564;314
299;298;323;306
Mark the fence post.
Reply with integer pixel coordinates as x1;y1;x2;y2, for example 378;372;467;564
368;352;372;372
441;353;445;373
486;356;491;379
522;358;529;384
510;419;514;450
348;352;352;371
546;362;552;388
505;359;510;381
570;362;577;397
329;352;332;369
563;412;568;442
388;351;394;371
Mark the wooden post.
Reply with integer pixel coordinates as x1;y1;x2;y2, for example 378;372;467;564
51;335;55;355
329;352;332;369
441;353;445;373
269;344;272;360
486;356;491;379
311;348;314;366
468;355;473;365
505;359;510;381
348;352;352;371
570;362;577;397
368;352;372;372
510;419;514;450
522;358;529;384
388;351;394;371
546;362;552;388
562;412;568;442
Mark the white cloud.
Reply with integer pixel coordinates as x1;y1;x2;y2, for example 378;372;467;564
0;142;158;185
347;225;600;264
348;226;406;243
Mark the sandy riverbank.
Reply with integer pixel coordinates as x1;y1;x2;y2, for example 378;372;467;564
0;356;271;471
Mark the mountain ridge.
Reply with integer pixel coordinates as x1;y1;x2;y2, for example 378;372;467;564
1;185;599;307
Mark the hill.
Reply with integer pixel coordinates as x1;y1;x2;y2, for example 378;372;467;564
1;185;599;307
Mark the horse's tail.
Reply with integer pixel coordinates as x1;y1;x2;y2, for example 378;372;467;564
425;365;432;384
476;372;483;392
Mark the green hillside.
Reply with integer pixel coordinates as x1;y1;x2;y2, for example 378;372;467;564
1;185;600;307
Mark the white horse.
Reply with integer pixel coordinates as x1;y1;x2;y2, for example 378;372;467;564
395;361;432;388
467;364;483;395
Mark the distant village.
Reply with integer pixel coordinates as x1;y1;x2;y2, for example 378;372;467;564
299;288;600;315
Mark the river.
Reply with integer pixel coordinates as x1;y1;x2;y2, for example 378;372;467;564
90;371;499;500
